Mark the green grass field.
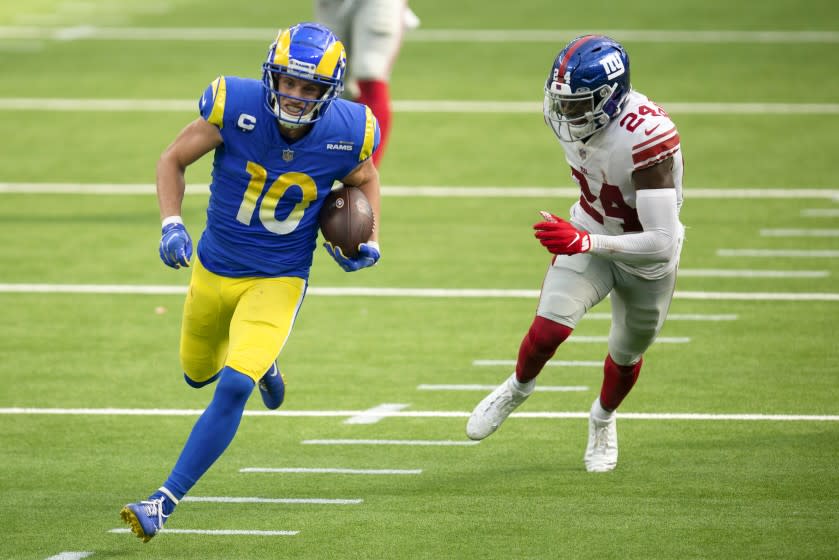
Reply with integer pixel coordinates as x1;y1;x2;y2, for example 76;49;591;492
1;1;838;559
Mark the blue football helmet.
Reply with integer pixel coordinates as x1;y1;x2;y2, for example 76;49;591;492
543;35;631;142
262;22;346;127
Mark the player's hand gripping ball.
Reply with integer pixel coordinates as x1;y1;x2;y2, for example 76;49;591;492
319;186;375;258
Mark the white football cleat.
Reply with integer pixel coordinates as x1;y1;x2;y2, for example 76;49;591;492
466;373;534;440
584;398;618;472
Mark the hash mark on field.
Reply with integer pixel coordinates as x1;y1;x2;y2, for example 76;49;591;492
474;360;600;367
302;439;480;446
344;403;408;425
801;208;839;217
717;249;839;258
45;553;93;560
183;496;362;505
240;467;423;475
760;229;839;237
108;528;297;536
418;384;589;392
677;269;828;279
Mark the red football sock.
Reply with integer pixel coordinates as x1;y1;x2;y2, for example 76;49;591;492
356;79;391;167
599;354;643;411
515;316;573;383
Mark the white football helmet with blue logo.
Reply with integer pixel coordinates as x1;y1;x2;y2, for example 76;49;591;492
262;22;346;127
543;35;631;142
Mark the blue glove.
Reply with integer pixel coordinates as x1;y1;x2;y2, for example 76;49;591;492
159;222;193;269
324;241;380;272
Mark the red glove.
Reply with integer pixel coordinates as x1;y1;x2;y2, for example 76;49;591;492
533;211;591;255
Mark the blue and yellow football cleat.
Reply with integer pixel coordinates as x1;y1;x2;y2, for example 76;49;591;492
258;363;285;410
120;490;178;542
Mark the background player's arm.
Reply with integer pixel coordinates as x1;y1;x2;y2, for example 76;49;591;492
341;157;381;243
157;118;223;220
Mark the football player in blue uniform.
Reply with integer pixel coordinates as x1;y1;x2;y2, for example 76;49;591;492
120;22;381;542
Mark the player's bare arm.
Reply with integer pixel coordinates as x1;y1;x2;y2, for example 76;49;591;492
632;156;675;191
156;118;223;220
341;157;381;242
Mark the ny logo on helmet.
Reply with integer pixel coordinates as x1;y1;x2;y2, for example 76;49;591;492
599;53;625;80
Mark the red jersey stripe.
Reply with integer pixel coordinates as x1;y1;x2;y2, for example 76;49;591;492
632;133;681;166
632;126;677;151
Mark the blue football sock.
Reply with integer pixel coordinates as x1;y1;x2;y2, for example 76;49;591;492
160;366;255;501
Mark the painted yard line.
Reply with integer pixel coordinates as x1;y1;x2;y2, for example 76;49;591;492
418;384;589;392
474;360;600;367
344;403;408;425
674;291;839;301
183;496;362;505
2;98;839;115
2;407;836;422
1;283;838;301
802;208;839;217
303;439;480;446
677;269;828;278
761;228;839;237
570;336;690;343
0;26;836;43
240;467;423;475
45;554;93;560
108;528;297;537
2;182;838;200
585;312;740;320
717;249;839;258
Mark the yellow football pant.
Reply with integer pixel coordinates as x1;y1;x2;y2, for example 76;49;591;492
179;256;306;383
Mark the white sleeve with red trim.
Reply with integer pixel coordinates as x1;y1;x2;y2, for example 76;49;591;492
588;189;680;265
631;123;680;170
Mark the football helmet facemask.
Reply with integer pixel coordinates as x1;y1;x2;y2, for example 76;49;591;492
543;35;631;142
262;22;346;127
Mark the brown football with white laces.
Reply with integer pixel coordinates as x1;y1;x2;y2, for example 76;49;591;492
319;186;374;258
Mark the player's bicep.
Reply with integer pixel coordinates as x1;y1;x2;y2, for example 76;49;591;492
162;118;223;169
632;157;675;191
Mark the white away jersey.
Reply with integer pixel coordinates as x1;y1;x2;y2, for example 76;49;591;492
559;90;684;279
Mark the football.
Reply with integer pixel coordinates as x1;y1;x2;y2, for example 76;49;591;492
319;185;375;258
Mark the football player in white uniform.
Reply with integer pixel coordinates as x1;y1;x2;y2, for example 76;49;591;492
467;35;684;473
315;0;418;168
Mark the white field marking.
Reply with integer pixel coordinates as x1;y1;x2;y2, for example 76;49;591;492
302;439;481;446
45;554;93;560
108;528;297;537
1;98;839;115
586;312;740;320
678;269;828;278
760;228;839;237
572;336;690;343
1;283;838;301
473;360;600;367
0;27;837;43
717;249;839;258
240;467;423;475
344;403;409;425
2;182;839;200
2;407;837;422
183;496;362;505
674;291;839;301
418;384;589;392
802;208;839;217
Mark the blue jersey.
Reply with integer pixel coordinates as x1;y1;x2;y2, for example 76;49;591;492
195;76;379;278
